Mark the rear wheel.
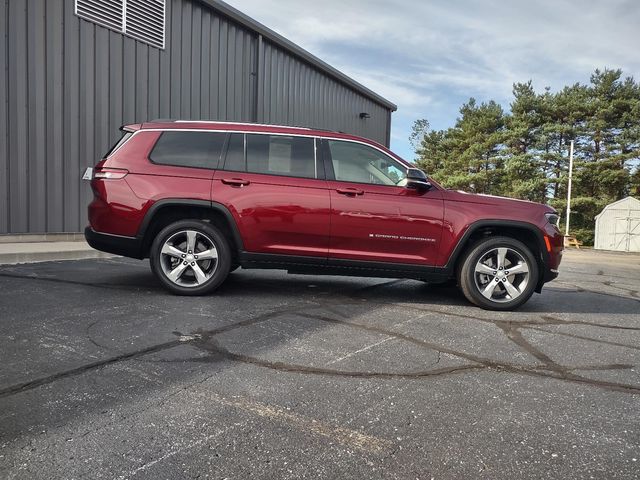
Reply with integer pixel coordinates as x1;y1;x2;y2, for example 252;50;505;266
458;236;538;310
150;220;231;295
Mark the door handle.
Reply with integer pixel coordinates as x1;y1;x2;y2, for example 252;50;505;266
336;187;364;196
221;178;251;187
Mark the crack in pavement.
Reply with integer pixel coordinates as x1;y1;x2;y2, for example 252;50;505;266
0;339;182;399
0;271;143;292
1;274;639;400
527;326;640;351
0;303;316;399
176;302;640;393
547;282;640;302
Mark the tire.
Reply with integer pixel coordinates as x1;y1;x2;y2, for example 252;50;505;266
150;220;232;296
457;236;539;311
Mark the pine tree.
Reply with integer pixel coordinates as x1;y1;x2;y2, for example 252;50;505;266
411;68;640;245
416;98;505;194
503;81;547;202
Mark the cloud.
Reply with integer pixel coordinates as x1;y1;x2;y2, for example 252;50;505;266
331;68;433;110
223;0;640;158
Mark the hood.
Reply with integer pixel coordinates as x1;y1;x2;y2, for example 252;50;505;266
443;190;555;213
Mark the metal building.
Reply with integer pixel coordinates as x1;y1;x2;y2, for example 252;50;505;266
0;0;396;235
594;197;640;252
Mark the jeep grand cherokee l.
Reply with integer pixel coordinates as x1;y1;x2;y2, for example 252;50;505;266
83;121;563;310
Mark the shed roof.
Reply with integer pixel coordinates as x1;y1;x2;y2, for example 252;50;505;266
595;196;640;219
195;0;398;112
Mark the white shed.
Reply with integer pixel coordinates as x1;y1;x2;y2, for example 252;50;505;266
594;196;640;252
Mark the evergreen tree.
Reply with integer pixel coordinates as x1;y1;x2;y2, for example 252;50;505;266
503;81;547;202
416;98;505;194
412;68;640;245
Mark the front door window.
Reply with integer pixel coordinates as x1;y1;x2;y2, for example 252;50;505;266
327;140;407;186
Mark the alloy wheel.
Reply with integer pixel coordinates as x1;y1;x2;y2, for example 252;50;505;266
473;247;530;303
159;230;219;287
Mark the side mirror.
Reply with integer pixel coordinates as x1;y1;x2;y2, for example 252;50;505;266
406;168;431;192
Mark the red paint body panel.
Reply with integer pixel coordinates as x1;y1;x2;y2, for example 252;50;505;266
87;177;147;237
327;180;444;264
436;190;561;267
86;121;563;284
211;171;331;257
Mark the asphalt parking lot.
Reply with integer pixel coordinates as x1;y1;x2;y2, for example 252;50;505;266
0;250;639;479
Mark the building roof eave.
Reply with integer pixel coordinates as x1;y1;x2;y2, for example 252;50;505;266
194;0;398;112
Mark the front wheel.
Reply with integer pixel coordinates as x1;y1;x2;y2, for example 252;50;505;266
458;236;539;311
150;220;232;296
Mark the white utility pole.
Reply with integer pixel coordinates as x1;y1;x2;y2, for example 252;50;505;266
565;140;575;237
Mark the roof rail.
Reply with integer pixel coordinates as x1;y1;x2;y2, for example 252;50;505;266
146;119;346;135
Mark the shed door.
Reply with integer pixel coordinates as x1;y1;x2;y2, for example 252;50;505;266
614;216;640;252
628;217;640;252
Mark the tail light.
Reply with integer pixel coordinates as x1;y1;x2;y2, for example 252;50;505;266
93;167;129;180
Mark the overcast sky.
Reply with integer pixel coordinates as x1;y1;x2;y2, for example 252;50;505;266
225;0;640;161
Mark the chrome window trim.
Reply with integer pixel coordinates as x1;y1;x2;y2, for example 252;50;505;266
120;128;411;175
127;128;407;165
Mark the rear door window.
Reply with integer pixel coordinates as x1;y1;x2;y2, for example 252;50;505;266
246;134;317;179
150;131;226;169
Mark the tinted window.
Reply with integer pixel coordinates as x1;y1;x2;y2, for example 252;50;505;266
327;140;407;186
150;131;226;169
246;134;316;179
224;133;246;172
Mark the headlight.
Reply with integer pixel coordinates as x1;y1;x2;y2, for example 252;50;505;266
545;212;560;226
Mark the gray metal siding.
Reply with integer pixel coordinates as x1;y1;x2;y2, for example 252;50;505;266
259;41;389;143
0;0;7;233
0;0;393;234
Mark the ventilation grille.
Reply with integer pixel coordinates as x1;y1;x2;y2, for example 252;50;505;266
75;0;166;49
75;0;123;31
126;1;165;49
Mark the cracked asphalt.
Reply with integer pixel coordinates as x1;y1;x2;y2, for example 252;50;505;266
0;249;639;479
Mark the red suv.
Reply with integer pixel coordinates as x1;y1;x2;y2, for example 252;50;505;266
84;121;563;310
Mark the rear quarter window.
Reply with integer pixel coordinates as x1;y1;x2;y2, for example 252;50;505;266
104;131;133;158
149;131;226;169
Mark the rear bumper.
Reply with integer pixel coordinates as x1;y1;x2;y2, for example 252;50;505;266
84;227;144;259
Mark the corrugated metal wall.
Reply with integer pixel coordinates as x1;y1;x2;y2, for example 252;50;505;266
259;41;390;143
0;0;393;234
